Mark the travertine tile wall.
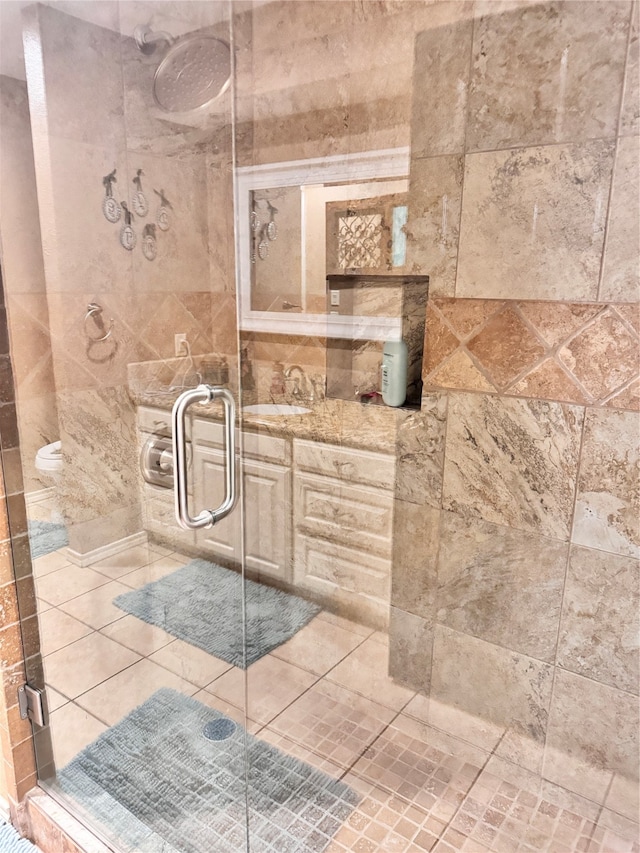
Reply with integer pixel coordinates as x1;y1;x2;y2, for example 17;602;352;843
20;3;236;555
0;266;41;816
390;0;639;826
232;0;475;391
0;0;636;833
0;76;59;494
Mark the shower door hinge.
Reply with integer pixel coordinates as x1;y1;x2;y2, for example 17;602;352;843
18;684;48;727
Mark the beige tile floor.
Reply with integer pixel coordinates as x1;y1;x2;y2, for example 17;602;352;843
31;538;639;853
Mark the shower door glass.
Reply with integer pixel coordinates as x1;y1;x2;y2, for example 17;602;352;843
237;3;640;853
234;5;414;850
3;0;637;851
5;1;254;850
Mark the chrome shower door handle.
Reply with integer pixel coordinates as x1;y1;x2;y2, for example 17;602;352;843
171;385;237;530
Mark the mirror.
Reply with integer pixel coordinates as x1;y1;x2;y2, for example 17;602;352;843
237;148;411;339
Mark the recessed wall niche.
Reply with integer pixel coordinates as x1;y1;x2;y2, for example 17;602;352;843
325;274;429;409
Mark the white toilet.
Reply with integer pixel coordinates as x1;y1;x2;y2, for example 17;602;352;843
35;441;64;523
35;440;63;478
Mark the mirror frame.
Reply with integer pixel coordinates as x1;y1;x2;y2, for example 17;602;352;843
236;147;410;340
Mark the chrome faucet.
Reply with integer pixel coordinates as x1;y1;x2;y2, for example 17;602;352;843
284;364;310;402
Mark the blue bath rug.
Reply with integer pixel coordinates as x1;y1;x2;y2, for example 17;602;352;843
56;688;358;853
114;558;320;668
0;821;38;852
27;520;68;559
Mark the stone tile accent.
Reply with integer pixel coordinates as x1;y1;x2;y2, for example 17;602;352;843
511;359;588;406
427;350;494;395
465;305;545;390
442;392;583;540
0;271;41;813
424;299;640;409
573;407;640;557
456;142;614;301
558;307;639;400
558;545;640;694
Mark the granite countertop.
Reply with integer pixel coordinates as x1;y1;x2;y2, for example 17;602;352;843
131;387;410;455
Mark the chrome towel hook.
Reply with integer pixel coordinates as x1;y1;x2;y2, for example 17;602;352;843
84;303;114;342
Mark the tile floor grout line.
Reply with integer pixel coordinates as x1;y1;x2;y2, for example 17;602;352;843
243;652;420;792
589;774;614;850
49;655;158;729
36;548;639;851
433;727;507;850
205;620;379;736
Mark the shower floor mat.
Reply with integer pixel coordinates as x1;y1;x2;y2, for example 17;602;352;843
57;688;358;853
27;520;68;559
114;558;320;668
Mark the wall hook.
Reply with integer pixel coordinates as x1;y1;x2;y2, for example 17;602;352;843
102;168;121;223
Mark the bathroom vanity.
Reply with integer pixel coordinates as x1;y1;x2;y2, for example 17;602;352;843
136;399;398;627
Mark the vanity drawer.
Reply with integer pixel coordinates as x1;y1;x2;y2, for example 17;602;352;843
192;418;289;464
138;406;174;435
294;439;395;490
294;473;393;558
293;532;390;628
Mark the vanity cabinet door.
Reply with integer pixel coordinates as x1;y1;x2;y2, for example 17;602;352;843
242;458;291;583
192;444;241;563
192;444;291;582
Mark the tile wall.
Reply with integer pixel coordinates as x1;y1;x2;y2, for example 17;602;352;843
0;0;636;839
390;0;639;826
19;4;237;555
0;265;42;816
232;0;475;395
0;75;59;494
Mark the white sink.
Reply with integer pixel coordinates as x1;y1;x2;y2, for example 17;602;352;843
243;403;311;416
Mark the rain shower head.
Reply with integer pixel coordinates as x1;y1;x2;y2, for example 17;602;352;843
134;25;231;114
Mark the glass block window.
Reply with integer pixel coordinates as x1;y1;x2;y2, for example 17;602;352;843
337;213;383;269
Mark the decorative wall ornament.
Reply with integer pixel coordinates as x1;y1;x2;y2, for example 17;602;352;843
265;200;278;241
102;168;121;223
154;188;173;231
142;223;157;260
337;212;383;269
119;201;136;250
250;198;278;263
132;168;149;217
101;169;173;255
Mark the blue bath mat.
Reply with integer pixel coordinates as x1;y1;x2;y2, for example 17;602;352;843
0;821;38;852
57;689;358;853
27;520;68;559
114;558;320;668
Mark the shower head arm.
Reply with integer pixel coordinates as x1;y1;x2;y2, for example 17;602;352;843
134;25;175;55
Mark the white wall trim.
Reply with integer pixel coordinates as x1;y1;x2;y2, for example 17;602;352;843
24;487;56;507
66;531;148;568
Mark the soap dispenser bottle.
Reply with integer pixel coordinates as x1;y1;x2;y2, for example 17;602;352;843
381;339;408;407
